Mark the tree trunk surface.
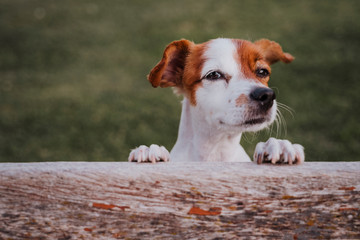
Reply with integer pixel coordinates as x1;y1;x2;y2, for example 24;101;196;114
0;162;359;239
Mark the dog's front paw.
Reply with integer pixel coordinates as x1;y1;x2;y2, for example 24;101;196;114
128;144;170;163
254;138;304;165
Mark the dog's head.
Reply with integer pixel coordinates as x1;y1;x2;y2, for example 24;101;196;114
148;38;294;133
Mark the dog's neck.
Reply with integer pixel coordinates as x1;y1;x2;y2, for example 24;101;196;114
170;98;250;162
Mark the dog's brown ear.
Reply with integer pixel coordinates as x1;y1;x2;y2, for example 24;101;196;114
254;39;294;65
148;39;194;88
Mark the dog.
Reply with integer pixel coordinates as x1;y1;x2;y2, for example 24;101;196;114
128;38;304;164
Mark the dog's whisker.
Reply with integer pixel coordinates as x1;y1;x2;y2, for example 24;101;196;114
275;104;289;137
243;131;259;144
277;102;294;118
275;114;281;138
270;118;277;137
274;112;281;138
242;132;251;144
280;112;286;137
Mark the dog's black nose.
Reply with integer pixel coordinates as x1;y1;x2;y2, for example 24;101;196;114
250;88;276;111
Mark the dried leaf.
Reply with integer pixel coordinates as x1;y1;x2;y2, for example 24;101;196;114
227;206;237;211
339;207;358;211
282;195;295;200
113;232;126;237
338;186;356;191
307;220;315;226
188;206;222;216
92;202;130;211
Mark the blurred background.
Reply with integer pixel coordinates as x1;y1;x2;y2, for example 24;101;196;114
1;0;359;162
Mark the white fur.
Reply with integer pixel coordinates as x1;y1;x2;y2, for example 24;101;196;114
129;38;304;164
254;138;304;164
201;38;239;79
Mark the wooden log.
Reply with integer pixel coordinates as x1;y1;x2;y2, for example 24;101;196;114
0;162;359;239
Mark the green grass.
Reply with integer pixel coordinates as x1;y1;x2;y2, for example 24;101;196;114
1;0;359;162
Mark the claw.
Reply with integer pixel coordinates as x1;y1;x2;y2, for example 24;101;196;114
256;153;262;164
128;149;136;162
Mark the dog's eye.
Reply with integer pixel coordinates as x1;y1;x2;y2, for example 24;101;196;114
205;71;223;80
256;68;270;78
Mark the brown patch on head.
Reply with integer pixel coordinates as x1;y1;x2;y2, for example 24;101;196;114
182;42;208;105
232;39;294;86
233;40;270;85
147;39;207;105
147;39;194;88
254;39;294;64
235;94;248;107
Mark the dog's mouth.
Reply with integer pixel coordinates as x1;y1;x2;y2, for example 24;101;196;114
244;118;266;125
219;117;266;127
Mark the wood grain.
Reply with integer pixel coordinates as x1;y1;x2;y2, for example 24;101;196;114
1;162;359;239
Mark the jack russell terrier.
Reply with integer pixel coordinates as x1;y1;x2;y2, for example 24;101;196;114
128;38;304;164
